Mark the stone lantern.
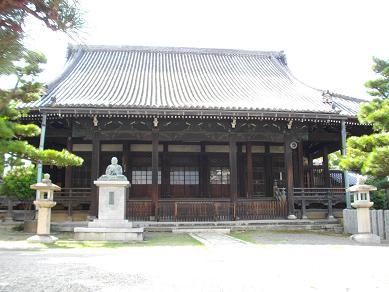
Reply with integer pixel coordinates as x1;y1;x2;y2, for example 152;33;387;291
348;178;380;244
27;173;60;244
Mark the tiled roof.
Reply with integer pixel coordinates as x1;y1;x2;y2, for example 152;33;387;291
29;45;365;117
331;93;367;117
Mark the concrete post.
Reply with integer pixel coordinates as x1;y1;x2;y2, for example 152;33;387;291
341;121;351;208
5;198;13;221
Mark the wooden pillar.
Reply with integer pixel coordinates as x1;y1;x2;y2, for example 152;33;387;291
200;144;208;197
284;137;296;219
308;153;313;188
246;142;253;198
265;144;272;197
152;129;159;220
64;136;72;188
229;135;238;219
161;143;169;198
64;136;73;218
323;146;330;188
122;141;129;217
298;141;305;187
236;143;242;198
122;141;129;176
89;133;100;217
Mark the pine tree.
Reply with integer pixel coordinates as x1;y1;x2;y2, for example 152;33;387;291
340;57;389;177
0;1;84;176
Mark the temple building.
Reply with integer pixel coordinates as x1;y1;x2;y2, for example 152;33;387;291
23;45;369;221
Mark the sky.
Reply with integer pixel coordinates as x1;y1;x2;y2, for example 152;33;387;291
12;0;389;99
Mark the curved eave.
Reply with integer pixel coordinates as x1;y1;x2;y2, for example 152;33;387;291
23;106;353;123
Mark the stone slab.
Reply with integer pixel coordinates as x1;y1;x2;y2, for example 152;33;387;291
94;180;130;187
343;209;358;234
27;234;58;244
350;233;380;244
370;210;378;235
88;219;133;228
74;227;143;233
377;210;384;239
96;186;127;220
172;228;230;234
74;227;143;241
385;211;389;240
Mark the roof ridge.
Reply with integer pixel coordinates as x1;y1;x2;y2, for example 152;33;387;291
67;44;284;58
329;91;370;102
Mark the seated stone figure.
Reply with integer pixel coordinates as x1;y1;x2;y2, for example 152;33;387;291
105;157;122;175
97;157;129;182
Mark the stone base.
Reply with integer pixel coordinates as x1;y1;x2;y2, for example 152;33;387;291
3;217;14;223
74;227;144;241
87;219;133;228
24;220;37;233
350;233;381;244
27;234;58;244
287;214;297;220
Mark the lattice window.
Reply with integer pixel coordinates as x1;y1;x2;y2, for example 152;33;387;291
170;167;199;185
72;152;91;187
210;167;230;184
131;167;161;184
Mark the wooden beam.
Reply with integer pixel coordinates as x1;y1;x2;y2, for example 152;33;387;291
45;129;72;138
152;129;159;220
89;133;100;217
284;137;296;219
308;132;340;142
246;142;253;198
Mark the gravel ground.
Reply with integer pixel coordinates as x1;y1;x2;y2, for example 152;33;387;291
232;230;388;245
0;232;389;292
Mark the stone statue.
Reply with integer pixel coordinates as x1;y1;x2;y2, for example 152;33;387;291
97;157;129;182
105;157;122;175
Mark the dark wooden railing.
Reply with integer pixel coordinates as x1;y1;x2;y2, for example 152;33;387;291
293;187;346;219
127;197;288;221
304;167;345;188
3;186;345;221
54;188;92;216
127;199;154;221
158;199;232;222
236;198;287;220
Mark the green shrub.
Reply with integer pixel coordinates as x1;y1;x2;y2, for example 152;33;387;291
0;166;36;203
371;190;387;210
366;176;389;210
12;224;24;231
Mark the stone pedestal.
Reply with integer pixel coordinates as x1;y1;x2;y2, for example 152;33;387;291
74;180;143;241
28;200;58;243
27;174;60;244
348;181;380;244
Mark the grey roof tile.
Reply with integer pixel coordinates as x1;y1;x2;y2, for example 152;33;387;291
27;45;365;117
